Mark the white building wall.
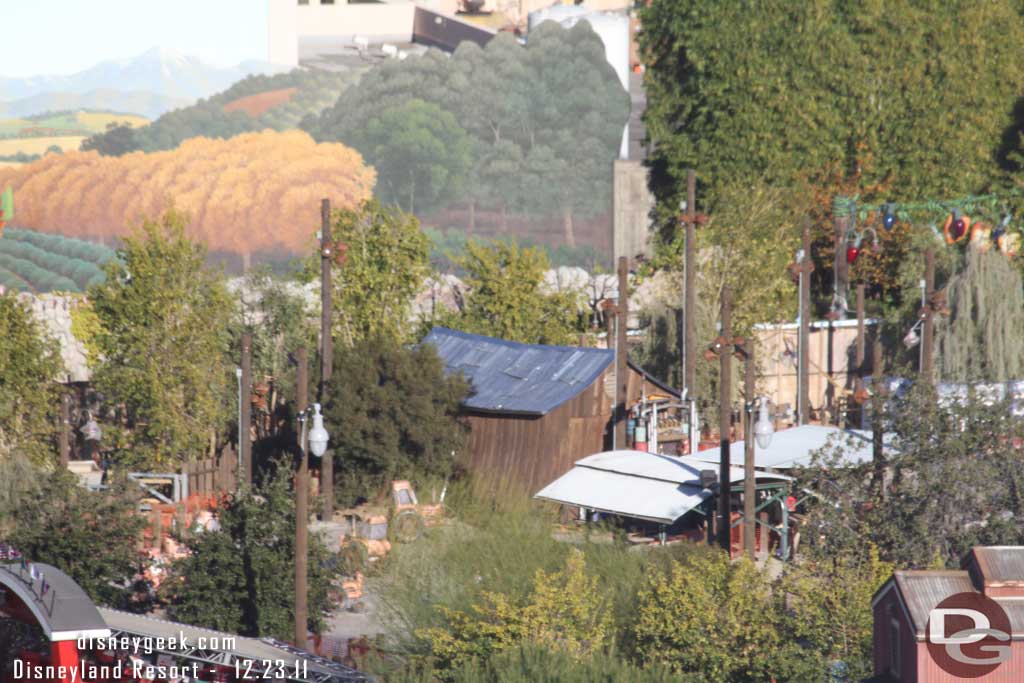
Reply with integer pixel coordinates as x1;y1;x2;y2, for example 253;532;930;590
269;0;300;67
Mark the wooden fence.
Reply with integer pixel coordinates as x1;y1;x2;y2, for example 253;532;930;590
181;445;237;496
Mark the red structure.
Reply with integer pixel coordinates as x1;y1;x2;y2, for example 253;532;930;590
872;546;1024;682
0;562;110;683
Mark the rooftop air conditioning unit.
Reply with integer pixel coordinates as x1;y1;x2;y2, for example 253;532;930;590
381;43;399;58
353;35;369;52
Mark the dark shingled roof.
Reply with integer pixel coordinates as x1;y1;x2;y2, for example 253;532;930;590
422;327;615;416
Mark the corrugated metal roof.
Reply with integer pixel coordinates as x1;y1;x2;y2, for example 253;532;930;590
890;568;1024;639
421;327;614;416
685;424;893;470
534;450;790;524
969;546;1024;583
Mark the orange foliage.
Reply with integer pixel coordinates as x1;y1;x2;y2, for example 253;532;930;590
0;130;376;256
223;87;298;117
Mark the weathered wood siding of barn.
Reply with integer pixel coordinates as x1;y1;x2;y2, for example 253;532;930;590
461;365;659;495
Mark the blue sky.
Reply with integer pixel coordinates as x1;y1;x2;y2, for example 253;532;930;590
3;0;268;77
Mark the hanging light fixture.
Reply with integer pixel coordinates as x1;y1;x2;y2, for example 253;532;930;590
753;400;774;449
881;203;896;231
307;404;330;458
81;412;102;442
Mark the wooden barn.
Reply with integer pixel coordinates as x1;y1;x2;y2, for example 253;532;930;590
422;327;679;494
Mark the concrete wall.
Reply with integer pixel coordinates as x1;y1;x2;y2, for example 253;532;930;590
18;293;91;383
612;159;654;263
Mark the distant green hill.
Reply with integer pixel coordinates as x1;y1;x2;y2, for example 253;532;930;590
0;110;149;139
0;228;116;293
82;68;363;156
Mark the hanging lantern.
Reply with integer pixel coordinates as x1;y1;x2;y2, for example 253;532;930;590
970;222;992;252
1000;232;1021;258
881;203;896;231
944;209;970;244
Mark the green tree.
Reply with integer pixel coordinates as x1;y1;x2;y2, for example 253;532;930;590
350;99;473;215
800;385;1024;568
0;294;59;464
89;207;235;467
9;470;145;609
634;553;789;681
164;461;334;639
323;200;431;345
323;337;469;505
81;122;139;157
437;241;585;345
779;545;893;680
419;551;612;676
937;245;1024;382
639;0;1024;224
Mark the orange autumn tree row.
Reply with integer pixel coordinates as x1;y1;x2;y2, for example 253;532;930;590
0;130;376;263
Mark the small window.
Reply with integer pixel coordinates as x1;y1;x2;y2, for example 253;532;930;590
889;618;901;678
298;0;309;4
321;0;335;4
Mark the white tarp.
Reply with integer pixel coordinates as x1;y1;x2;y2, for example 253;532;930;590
534;450;791;524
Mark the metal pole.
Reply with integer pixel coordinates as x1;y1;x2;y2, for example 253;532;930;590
743;346;756;559
294;347;309;650
799;222;811;425
684;169;696;397
320;198;334;522
922;248;935;382
615;256;629;450
58;391;70;467
240;332;252;488
717;287;732;553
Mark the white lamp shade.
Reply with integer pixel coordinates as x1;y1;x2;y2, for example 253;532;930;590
308;403;329;457
754;401;774;449
81;418;102;442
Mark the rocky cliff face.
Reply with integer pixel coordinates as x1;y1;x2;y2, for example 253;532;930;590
19;293;90;383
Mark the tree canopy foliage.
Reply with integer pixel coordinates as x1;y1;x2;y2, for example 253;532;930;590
639;0;1024;219
937;244;1024;382
306;24;628;241
0;131;375;261
348;99;473;215
322;200;431;345
434;241;585;346
323;336;469;506
164;461;334;639
9;470;145;610
88;208;235;467
0;293;59;463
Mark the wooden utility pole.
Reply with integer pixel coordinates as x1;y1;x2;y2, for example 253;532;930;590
319;198;334;522
684;169;697;397
615;256;630;449
742;343;756;559
872;335;885;496
294;347;309;650
717;286;732;553
921;248;935;381
833;209;850;319
854;283;865;426
240;332;252;487
799;222;812;425
58;391;70;467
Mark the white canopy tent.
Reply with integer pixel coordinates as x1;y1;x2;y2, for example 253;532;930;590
534;450;791;525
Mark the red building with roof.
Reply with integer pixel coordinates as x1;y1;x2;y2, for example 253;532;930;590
871;546;1024;682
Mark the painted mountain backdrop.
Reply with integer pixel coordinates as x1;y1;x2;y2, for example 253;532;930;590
0;47;287;118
